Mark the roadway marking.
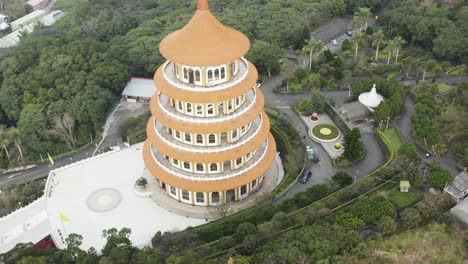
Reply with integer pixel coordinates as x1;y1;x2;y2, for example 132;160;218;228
274;106;291;109
8;173;20;179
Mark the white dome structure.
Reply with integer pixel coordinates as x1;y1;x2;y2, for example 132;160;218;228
358;84;385;112
0;22;9;31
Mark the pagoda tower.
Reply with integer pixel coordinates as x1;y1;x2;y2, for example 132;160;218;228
143;0;277;206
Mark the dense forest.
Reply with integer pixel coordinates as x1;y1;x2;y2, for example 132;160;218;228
0;0;353;167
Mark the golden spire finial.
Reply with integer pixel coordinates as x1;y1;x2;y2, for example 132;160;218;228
198;0;209;10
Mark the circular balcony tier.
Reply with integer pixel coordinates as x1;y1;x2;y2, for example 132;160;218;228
143;133;276;193
153;61;258;103
150;88;264;134
146;114;270;163
159;3;250;67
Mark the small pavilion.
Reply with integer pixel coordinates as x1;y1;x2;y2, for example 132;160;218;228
358;84;385;112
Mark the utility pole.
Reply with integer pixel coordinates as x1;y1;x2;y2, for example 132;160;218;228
379;120;383;130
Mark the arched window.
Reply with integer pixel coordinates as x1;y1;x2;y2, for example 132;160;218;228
196;104;203;116
207;104;214;115
186;103;192;113
183;67;188;79
174;64;179;77
182;190;189;201
178;101;183;111
236;97;240;106
228;100;233;110
196;192;204;203
172;159;179;166
211;192;220;203
236;157;242;166
214;69;220;80
207;70;213;82
185;133;191;143
175;131;181;139
221;67;225;79
196;163;204;172
210;163;218;172
209;134;216;144
196;134;203;144
195;70;201;82
183;162;191;170
232;130;238;139
240;185;247;195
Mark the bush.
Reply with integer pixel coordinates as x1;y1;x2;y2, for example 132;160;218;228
332;172;353;187
239;235;259;255
151;231;162;247
398;143;419;161
217;236;236;250
376;216;397;236
349;196;397;224
400;208;422;229
427;164;453;188
271;212;291;230
342;39;352;51
234;223;257;242
118;116;139;139
335;213;365;231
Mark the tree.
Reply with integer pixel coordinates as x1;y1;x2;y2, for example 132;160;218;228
332;172;353;187
400;208;422;229
376;216;397;236
0;126;11;164
398;143;419;162
8;128;24;164
342;128;364;162
246;41;283;78
49;113;76;150
427;164;453;188
356;8;372;30
101;228;133;256
393;36;406;63
372;29;385;61
304;37;325;70
385;38;396;64
403;166;423;187
210;202;232;219
352;32;364;62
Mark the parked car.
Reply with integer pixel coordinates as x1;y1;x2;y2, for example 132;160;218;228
331;39;338;46
345;29;353;36
299;170;312;184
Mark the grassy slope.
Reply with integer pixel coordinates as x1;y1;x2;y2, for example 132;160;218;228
364;224;464;264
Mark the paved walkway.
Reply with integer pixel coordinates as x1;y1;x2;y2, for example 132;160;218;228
301;115;344;159
148;154;283;219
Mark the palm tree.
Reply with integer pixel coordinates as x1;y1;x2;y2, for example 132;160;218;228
372;29;385;61
356;8;372;30
304;37;325;70
352;32;364;62
393;36;406;63
300;47;308;69
0;125;11;164
351;14;364;32
386;39;396;64
9;128;24;164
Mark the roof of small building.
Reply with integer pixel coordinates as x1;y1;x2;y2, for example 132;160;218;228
339;101;370;121
450;197;468;225
10;10;45;26
122;78;157;98
26;0;48;7
400;181;410;187
445;171;468;200
358;84;385;109
159;0;250;66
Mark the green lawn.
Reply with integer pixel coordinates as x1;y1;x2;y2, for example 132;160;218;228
388;186;424;210
365;224;464;264
437;83;451;94
383;128;403;153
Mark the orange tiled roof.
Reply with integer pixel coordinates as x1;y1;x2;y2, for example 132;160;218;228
159;0;250;66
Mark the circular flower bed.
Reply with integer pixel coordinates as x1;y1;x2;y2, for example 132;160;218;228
311;124;340;142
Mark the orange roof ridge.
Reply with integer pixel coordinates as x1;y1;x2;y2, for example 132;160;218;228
198;0;209;10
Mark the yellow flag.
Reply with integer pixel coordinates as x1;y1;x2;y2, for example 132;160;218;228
47;153;54;165
60;213;71;222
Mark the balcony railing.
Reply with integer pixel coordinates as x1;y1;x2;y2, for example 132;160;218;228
162;57;250;92
149;139;269;181
153;114;263;153
157;88;257;124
